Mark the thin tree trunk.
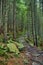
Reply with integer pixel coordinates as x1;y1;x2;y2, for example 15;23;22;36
34;0;38;46
13;0;16;39
31;0;38;46
2;0;8;42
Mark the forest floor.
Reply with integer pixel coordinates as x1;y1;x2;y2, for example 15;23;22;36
0;36;43;65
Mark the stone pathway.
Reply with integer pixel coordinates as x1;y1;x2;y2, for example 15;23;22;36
17;36;43;65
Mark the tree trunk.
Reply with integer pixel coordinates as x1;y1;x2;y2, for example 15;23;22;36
2;0;8;42
31;0;38;47
13;0;16;39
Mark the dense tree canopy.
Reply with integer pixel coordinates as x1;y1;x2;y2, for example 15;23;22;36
0;0;43;46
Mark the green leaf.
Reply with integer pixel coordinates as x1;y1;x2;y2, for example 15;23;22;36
15;42;24;51
7;43;20;54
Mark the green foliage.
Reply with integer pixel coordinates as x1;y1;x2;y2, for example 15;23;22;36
25;37;34;46
0;34;4;42
0;49;5;56
7;43;20;55
7;38;24;51
0;45;7;56
7;38;14;43
15;42;24;51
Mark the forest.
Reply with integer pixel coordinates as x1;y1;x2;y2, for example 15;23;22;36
0;0;43;65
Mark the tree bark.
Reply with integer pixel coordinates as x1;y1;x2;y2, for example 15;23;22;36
13;0;16;39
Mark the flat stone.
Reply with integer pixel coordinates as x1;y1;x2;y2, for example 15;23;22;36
32;62;39;65
32;53;40;57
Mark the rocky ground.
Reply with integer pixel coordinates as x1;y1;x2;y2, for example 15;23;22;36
0;36;43;65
